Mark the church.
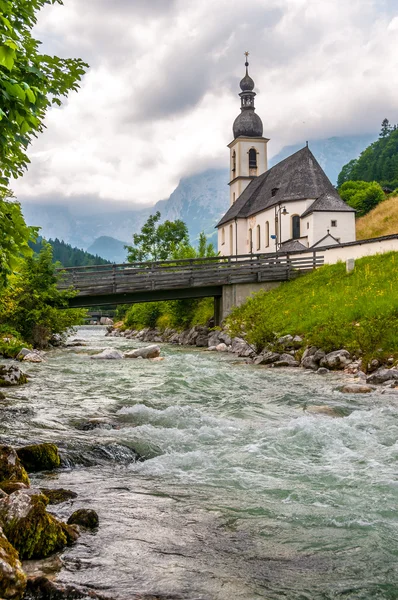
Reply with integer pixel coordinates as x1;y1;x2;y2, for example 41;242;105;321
217;56;356;256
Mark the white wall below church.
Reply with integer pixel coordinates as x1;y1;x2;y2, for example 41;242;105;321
311;212;356;246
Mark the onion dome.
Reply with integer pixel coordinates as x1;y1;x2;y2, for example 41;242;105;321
233;53;263;139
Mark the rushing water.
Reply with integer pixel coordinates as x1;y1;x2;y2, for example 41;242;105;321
1;327;398;599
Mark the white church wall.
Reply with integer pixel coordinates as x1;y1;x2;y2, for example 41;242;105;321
311;211;356;246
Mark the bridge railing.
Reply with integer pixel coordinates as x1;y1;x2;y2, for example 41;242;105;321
57;251;324;297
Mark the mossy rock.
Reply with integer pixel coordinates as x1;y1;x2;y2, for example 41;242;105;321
0;446;30;486
0;525;27;599
16;443;60;473
0;490;79;560
67;508;99;529
0;481;29;495
40;488;78;505
0;365;27;387
0;391;6;400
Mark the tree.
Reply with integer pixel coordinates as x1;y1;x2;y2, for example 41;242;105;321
125;211;189;262
0;189;38;288
0;244;85;347
339;181;385;217
171;231;216;260
380;118;392;138
0;0;88;191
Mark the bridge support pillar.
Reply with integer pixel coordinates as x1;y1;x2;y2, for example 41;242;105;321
214;296;222;327
219;281;282;323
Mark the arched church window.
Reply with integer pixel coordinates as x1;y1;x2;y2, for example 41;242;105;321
222;228;225;245
256;224;261;250
292;215;300;239
249;148;257;169
248;228;253;253
265;221;269;247
229;224;233;255
232;151;236;173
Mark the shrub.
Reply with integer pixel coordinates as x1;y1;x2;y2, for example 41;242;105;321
339;180;385;216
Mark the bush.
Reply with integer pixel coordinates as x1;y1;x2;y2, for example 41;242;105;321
339;180;385;216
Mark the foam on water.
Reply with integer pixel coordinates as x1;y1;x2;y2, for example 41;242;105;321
2;326;398;599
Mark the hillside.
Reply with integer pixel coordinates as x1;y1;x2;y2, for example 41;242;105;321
338;121;398;189
226;252;398;363
356;195;398;240
30;237;110;266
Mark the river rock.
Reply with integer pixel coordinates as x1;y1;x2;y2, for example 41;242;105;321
273;354;300;368
90;348;124;360
339;384;375;394
320;350;352;370
230;337;255;357
23;353;43;363
124;345;160;359
0;490;79;559
253;352;280;365
0;482;29;495
208;330;221;347
366;368;398;385
216;343;228;352
195;333;209;347
67;508;99;529
16;348;32;360
0;446;30;486
0;365;27;387
0;525;27;600
301;356;319;370
276;334;293;347
17;443;60;473
317;367;330;375
40;488;78;505
207;345;217;351
0;390;6;400
305;405;342;417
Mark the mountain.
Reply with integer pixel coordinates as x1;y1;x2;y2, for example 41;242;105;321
86;236;128;263
20;133;377;258
269;133;377;184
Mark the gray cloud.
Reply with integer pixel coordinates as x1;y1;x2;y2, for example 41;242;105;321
17;0;398;208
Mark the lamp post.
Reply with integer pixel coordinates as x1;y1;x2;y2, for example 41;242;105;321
274;204;289;251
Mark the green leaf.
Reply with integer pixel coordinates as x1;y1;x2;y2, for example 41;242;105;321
0;45;15;70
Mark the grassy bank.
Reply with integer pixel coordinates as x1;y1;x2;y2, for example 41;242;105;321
226;252;398;364
356;195;398;239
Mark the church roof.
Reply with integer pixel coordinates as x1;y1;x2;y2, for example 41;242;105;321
279;239;308;252
301;191;355;217
217;146;354;227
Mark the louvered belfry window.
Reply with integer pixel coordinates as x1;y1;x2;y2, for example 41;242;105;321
249;148;257;169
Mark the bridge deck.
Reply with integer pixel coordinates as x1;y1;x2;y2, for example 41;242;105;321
58;251;324;307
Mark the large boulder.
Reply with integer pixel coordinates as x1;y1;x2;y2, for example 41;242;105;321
17;443;60;473
40;488;78;505
0;365;27;387
0;525;26;600
301;356;319;370
273;354;300;368
0;490;79;559
90;348;124;360
124;345;160;359
320;350;352;370
0;446;30;486
366;368;398;385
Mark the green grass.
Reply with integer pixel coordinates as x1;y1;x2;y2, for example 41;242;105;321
226;252;398;364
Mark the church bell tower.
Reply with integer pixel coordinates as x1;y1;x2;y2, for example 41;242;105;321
229;53;269;206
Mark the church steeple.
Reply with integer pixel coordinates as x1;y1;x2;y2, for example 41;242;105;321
228;53;269;207
233;53;263;139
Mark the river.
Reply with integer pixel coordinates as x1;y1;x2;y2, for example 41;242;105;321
1;327;398;599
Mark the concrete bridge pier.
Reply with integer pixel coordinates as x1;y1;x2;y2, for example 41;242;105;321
215;281;282;326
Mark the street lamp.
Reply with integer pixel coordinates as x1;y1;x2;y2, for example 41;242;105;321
274;204;289;251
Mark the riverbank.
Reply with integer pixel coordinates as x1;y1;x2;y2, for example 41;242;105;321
107;324;398;390
1;327;398;598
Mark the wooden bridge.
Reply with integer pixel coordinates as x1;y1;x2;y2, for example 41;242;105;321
58;251;324;323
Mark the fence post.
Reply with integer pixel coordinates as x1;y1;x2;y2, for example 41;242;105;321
112;264;116;293
313;251;316;270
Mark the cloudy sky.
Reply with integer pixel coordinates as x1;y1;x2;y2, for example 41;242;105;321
14;0;398;209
